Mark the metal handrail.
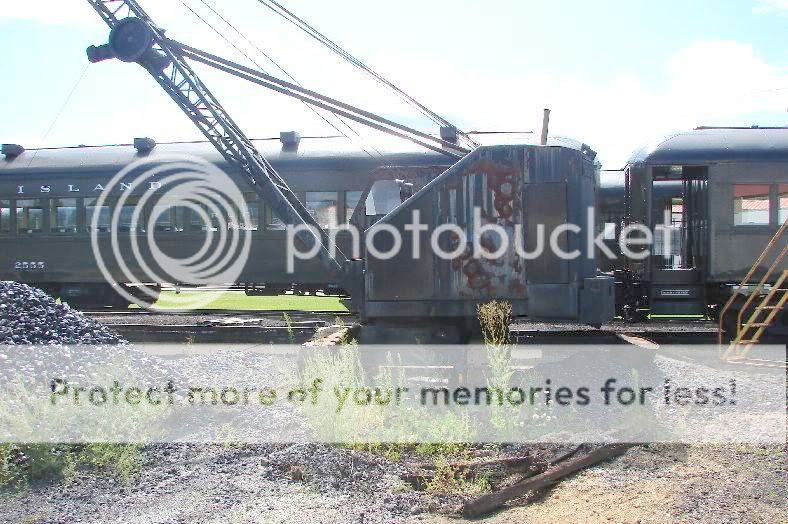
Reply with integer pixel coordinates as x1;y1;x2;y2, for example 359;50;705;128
723;269;788;360
717;218;788;345
734;245;787;335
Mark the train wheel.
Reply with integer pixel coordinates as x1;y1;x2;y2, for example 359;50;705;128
128;284;161;309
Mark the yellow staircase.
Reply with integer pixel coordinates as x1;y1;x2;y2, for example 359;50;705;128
719;219;787;361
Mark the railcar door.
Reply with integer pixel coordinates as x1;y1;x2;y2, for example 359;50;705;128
648;165;709;315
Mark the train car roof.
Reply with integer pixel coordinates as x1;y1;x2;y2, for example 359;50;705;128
0;135;444;175
598;169;681;206
0;131;551;175
628;127;788;165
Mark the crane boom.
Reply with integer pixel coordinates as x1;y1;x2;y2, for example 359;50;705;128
85;0;344;278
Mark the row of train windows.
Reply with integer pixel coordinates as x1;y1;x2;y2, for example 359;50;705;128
733;184;788;226
0;191;364;235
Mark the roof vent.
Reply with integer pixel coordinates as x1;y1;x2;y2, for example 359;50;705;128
439;126;458;144
280;131;301;152
1;143;24;159
134;137;156;154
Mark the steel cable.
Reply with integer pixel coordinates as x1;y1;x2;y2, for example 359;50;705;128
254;0;479;150
176;0;381;157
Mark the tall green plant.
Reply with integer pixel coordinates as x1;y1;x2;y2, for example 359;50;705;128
477;301;516;435
477;300;512;347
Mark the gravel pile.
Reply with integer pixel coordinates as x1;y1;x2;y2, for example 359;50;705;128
0;281;124;345
0;281;176;393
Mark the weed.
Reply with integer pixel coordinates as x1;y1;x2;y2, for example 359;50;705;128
477;300;512;347
477;301;519;435
0;443;142;488
283;312;295;344
424;457;491;496
216;423;241;450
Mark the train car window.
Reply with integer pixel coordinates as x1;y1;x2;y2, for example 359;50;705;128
779;184;788;224
151;205;179;232
117;197;145;233
0;200;10;235
243;200;259;231
345;191;362;223
365;180;401;217
85;197;111;233
49;198;78;233
16;199;44;234
305;191;338;228
733;184;770;225
603;222;616;240
265;208;285;230
228;196;258;231
189;205;220;231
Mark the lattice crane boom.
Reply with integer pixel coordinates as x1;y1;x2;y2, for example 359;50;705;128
85;0;345;278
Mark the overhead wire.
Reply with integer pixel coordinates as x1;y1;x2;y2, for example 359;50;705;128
26;63;91;168
195;0;383;158
175;0;381;157
253;0;480;150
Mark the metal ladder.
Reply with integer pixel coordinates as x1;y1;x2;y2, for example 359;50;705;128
718;219;787;361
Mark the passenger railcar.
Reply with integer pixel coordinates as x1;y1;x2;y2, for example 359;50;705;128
0;134;451;307
617;127;788;334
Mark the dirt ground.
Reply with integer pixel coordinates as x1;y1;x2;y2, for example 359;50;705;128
3;443;785;524
426;444;787;524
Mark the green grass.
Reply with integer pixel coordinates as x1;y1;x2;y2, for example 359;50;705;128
0;443;142;487
134;290;348;312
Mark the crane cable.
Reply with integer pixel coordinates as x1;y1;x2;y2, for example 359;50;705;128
254;0;480;150
195;0;384;158
175;0;382;158
26;63;91;168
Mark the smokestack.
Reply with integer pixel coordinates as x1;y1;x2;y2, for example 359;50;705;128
540;108;551;145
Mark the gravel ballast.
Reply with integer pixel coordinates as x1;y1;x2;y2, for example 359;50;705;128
1;282;785;522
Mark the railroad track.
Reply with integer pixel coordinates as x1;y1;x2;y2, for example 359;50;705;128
84;308;355;318
86;310;725;344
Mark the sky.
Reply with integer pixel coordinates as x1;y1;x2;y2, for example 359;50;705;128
0;0;786;168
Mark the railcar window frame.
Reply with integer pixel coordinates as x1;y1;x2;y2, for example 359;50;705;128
188;203;223;232
0;199;11;235
85;196;114;234
15;198;46;234
115;196;147;233
147;201;182;233
49;198;79;234
344;190;363;224
241;193;261;232
264;205;286;231
305;191;339;229
732;183;771;227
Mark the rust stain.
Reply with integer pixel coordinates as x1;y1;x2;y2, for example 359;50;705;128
449;154;526;298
